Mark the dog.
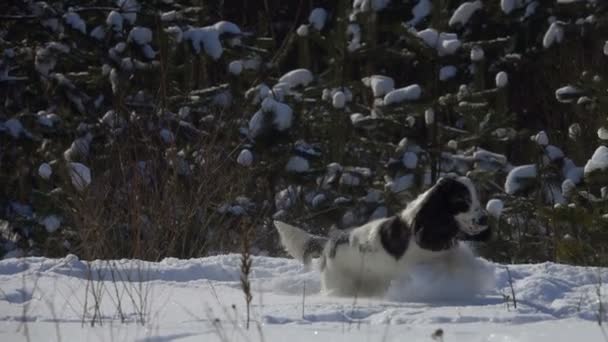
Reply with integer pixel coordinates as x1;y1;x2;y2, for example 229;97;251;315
274;176;492;297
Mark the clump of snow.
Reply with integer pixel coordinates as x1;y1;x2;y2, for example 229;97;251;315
438;32;462;56
505;164;537;194
117;0;139;24
597;127;608;140
555;85;582;103
237;149;253;167
286;156;310;173
183;21;241;60
402;152;418;169
449;1;482;27
332;91;346;109
417;28;438;46
495;71;508;88
69;162;92;191
584;146;608;176
501;0;521;14
228;60;243;75
347;24;362;52
278;69;313;89
387;243;495;302
106;11;123;31
63;12;86;34
543;22;564;49
383;84;422;105
407;0;432;26
38;163;52;180
4;118;24;138
309;8;327;31
128;27;153;45
297;25;309;37
39;215;61;233
562;179;576;197
439;66;457;81
386;174;415;193
470;46;484;61
604;41;608;56
486;199;504;218
353;0;392;12
249;98;293;139
533;131;549;146
362;75;394;97
424;108;435;125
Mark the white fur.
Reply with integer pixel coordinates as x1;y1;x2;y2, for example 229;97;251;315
275;176;489;297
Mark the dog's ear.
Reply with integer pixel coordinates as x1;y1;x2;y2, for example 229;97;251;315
379;216;410;259
412;179;465;251
434;178;471;215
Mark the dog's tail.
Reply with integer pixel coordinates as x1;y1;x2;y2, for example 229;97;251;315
274;221;327;265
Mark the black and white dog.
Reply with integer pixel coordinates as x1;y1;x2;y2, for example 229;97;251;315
274;176;492;296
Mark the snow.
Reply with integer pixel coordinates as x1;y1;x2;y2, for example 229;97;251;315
249;98;294;139
1;254;606;342
128;27;153;45
505;164;537;194
543;22;564;49
533;131;549;146
63;12;86;34
237;149;253;167
555;85;582;103
296;25;309;37
4;118;23;138
407;0;431;26
501;0;520;14
598;127;608;140
449;1;482;27
383;84;422;105
183;21;241;60
486;199;504;218
438;32;462;55
286;156;310;173
39;215;61;233
228;60;243;75
386;174;415;193
278;69;313;89
309;8;327;31
417;28;438;47
362;75;394;97
424;108;435;125
353;0;391;12
117;0;139;24
402;152;418;169
332;91;346;109
68;162;91;191
106;11;123;31
439;65;457;81
470;46;485;61
495;71;509;88
38;163;52;180
584;146;608;175
604;41;608;56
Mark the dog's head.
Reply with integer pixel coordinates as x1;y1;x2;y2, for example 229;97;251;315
409;176;490;251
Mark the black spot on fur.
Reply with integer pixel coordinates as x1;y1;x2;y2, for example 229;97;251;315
328;234;350;258
379;216;410;260
413;178;472;252
302;237;326;262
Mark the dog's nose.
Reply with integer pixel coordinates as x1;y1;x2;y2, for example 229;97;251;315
477;214;488;226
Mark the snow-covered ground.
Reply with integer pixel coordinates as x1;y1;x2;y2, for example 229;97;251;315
1;253;607;341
